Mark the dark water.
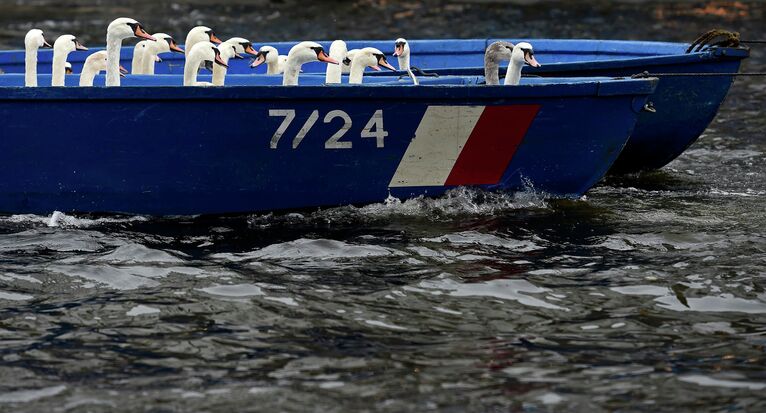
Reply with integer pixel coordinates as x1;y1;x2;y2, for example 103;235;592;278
2;1;766;412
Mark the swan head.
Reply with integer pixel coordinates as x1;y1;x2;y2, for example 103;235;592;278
54;34;89;55
217;42;241;61
107;17;156;42
189;41;228;69
393;38;410;57
512;42;541;68
251;45;278;68
187;26;222;45
346;48;395;72
329;40;348;58
154;33;184;54
85;50;128;75
25;29;52;50
342;49;360;69
485;41;514;64
287;41;338;66
222;37;257;59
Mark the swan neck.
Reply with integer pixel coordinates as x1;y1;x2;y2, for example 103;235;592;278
184;54;205;86
504;59;522;86
398;54;410;71
283;61;301;86
106;35;122;87
212;58;228;86
325;62;341;84
141;53;156;75
484;53;500;85
51;53;67;87
267;60;280;75
79;65;98;86
348;60;366;84
25;47;38;87
131;47;144;74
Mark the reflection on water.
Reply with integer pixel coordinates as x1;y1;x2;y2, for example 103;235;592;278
1;0;766;411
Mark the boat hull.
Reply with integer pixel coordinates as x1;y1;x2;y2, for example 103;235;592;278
0;39;746;173
0;80;654;215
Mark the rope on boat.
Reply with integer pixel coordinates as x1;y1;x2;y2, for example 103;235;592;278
686;29;766;52
631;71;766;78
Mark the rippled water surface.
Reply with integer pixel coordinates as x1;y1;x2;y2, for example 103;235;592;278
1;1;766;412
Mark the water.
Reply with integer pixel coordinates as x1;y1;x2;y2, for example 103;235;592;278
1;1;766;411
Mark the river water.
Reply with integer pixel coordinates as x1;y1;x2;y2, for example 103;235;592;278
1;1;765;412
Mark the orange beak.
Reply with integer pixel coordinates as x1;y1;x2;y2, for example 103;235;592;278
244;45;257;56
42;38;52;48
135;25;157;42
75;40;88;51
250;53;266;68
209;32;222;45
119;65;129;75
524;53;541;68
317;50;338;65
378;57;396;71
169;40;184;54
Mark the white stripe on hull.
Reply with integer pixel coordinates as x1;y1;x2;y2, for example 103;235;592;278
389;106;485;188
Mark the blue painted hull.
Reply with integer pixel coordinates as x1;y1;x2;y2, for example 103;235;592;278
0;78;655;215
1;38;743;173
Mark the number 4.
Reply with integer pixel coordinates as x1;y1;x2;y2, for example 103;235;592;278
361;110;388;148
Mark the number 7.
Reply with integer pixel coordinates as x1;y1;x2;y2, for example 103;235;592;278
268;109;296;149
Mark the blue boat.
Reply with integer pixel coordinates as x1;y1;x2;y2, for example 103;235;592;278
0;77;656;215
0;38;747;173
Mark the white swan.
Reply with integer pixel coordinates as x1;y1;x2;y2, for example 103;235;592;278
184;41;228;86
483;41;513;86
80;50;128;86
212;38;256;86
393;38;419;85
24;29;52;87
106;17;156;87
131;41;149;74
504;42;541;86
283;41;338;86
185;26;222;71
348;47;396;84
51;35;88;87
341;49;359;74
325;40;347;84
139;33;184;74
250;46;287;74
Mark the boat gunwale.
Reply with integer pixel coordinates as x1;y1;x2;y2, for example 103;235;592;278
0;77;658;100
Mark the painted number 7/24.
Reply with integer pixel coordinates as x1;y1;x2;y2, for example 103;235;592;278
268;109;388;150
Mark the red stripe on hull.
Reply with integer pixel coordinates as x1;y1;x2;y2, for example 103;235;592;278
444;105;540;186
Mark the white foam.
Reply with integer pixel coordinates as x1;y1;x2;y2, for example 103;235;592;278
126;305;160;316
215;238;402;261
679;375;766;390
0;385;66;403
265;296;299;307
199;284;264;297
418;276;567;310
0;291;33;301
364;320;408;330
1;211;148;228
612;286;766;314
93;244;185;264
423;231;543;252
